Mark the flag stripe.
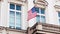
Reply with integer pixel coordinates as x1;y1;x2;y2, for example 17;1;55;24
28;7;37;20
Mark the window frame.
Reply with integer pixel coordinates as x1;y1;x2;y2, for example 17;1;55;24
35;7;46;23
9;3;22;30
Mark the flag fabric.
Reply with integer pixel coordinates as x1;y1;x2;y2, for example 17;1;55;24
28;7;37;20
27;0;37;27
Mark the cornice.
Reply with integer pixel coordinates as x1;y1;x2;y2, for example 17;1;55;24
34;0;48;8
54;5;60;9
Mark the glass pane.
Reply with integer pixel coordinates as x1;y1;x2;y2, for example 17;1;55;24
9;11;15;29
16;18;21;23
41;8;45;14
58;12;60;17
59;19;60;24
10;4;15;9
9;17;15;29
10;11;15;17
35;7;39;13
16;12;21;18
36;15;40;22
10;17;15;23
16;12;21;29
40;16;45;23
16;5;21;10
9;23;15;26
39;8;41;14
16;23;21;30
9;17;15;24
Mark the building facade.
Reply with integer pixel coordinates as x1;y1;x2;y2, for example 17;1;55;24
0;0;60;34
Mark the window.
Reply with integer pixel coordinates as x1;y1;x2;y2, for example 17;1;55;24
10;4;21;11
16;5;21;10
9;3;21;30
40;16;45;23
36;15;40;22
41;8;45;14
58;12;60;24
35;7;46;23
9;11;15;29
58;12;60;17
10;4;15;9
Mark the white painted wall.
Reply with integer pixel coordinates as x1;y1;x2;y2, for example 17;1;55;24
0;0;8;27
45;0;59;25
21;3;28;30
0;0;28;30
0;1;1;26
0;0;60;30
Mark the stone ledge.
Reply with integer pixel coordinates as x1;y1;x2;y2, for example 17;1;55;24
0;26;27;33
5;27;27;33
28;22;60;34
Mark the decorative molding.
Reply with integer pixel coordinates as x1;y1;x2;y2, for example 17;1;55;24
54;5;60;9
34;0;48;6
16;0;27;3
8;0;24;6
5;27;27;33
54;5;60;11
34;0;48;8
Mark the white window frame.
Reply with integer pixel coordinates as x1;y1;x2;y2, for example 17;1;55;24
9;3;22;29
36;8;46;23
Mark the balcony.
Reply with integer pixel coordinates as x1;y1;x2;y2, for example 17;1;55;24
27;22;60;34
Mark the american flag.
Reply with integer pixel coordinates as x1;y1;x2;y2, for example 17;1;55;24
28;7;37;20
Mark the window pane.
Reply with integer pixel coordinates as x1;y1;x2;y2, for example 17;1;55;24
10;11;15;17
16;12;21;29
35;7;39;13
16;5;21;10
9;11;15;29
9;17;15;28
41;8;45;14
39;8;41;14
16;12;21;19
10;17;15;23
40;16;45;23
10;4;15;9
58;12;60;17
36;15;40;22
59;19;60;24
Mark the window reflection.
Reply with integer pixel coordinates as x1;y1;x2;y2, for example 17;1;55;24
10;4;15;9
16;5;21;10
36;15;40;22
